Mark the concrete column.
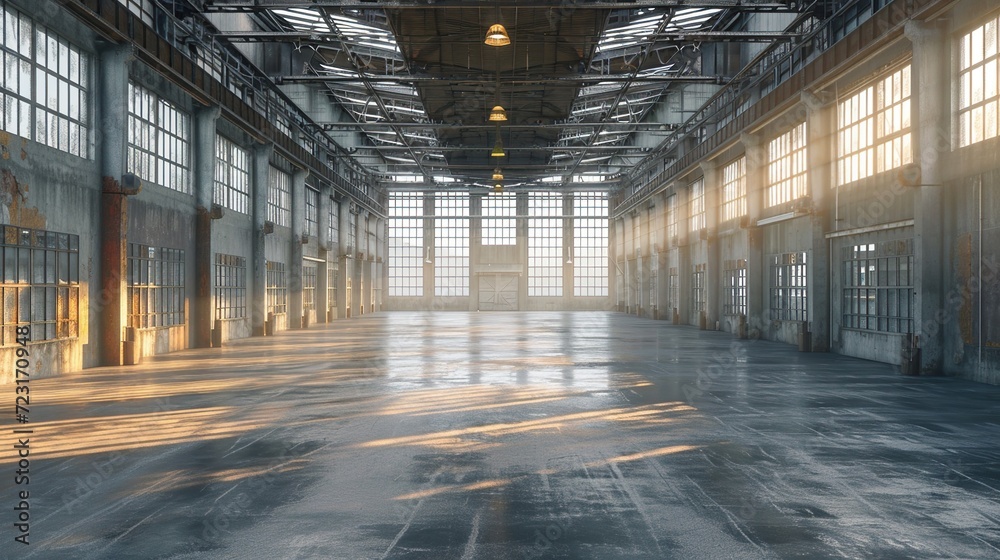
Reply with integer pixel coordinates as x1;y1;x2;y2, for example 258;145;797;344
675;182;692;324
742;132;767;336
906;20;947;374
470;194;483;311
517;192;529;307
98;44;132;366
701;160;721;329
353;210;367;314
317;184;331;322
803;91;835;351
250;142;272;337
192;105;220;348
337;196;351;318
563;193;574;304
289;168;307;328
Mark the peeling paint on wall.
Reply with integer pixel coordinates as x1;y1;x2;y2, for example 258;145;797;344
0;168;47;229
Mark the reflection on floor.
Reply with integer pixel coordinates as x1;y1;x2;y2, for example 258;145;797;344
4;312;1000;559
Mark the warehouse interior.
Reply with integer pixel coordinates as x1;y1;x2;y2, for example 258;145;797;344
2;0;1000;557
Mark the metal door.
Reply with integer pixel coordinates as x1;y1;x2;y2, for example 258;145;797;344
478;274;518;311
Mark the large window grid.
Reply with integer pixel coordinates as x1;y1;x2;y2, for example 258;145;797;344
388;193;424;297
723;260;747;316
838;65;911;185
767;122;808;207
692;264;706;315
0;226;79;344
127;244;184;328
481;192;516;246
573;192;608;297
769;251;808;322
266;260;286;315
721;157;747;222
214;253;246;320
127;83;191;193
842;240;914;333
689;178;705;232
666;194;678;245
302;263;317;312
267;166;290;227
305;187;319;237
434;193;470;297
214;135;249;214
528;193;564;297
1;5;90;157
960;17;1000;147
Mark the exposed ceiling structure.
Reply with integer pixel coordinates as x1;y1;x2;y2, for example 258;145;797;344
206;0;813;190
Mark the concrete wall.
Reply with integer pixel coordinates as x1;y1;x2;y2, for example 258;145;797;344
612;0;1000;385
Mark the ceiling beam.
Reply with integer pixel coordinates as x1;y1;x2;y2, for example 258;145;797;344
276;74;731;84
359;145;650;151
316;122;681;130
219;31;801;43
203;0;801;11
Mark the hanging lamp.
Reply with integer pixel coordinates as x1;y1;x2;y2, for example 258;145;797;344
492;168;504;181
484;23;510;47
488;104;507;122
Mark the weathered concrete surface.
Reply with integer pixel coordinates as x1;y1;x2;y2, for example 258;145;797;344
3;312;1000;559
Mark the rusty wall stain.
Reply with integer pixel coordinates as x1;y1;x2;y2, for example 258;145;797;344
957;233;973;345
1;168;47;229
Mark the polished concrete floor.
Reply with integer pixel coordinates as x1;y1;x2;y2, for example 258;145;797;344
4;312;1000;559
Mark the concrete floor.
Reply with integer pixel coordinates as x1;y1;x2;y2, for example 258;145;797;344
4;312;1000;560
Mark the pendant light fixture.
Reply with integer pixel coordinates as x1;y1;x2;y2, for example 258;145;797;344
484;23;510;47
492;168;504;181
493;183;504;193
488;105;507;122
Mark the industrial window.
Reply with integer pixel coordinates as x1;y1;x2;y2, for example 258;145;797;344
266;261;286;315
214;253;246;320
842;240;914;333
127;244;184;329
689;178;705;232
388;193;423;297
723;260;747;316
648;259;658;309
692;264;706;315
267;166;290;227
327;265;337;310
347;211;357;254
767;122;808;207
305;187;319;238
838;65;911;185
481;192;516;246
0;226;79;344
214;135;249;214
328;200;339;253
769;251;808;321
573;192;608;297
0;4;90;157
127;83;191;194
434;193;470;297
667;267;678;313
721;157;747;222
666;194;678;246
302;263;317;312
960;17;1000;147
528;192;563;297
